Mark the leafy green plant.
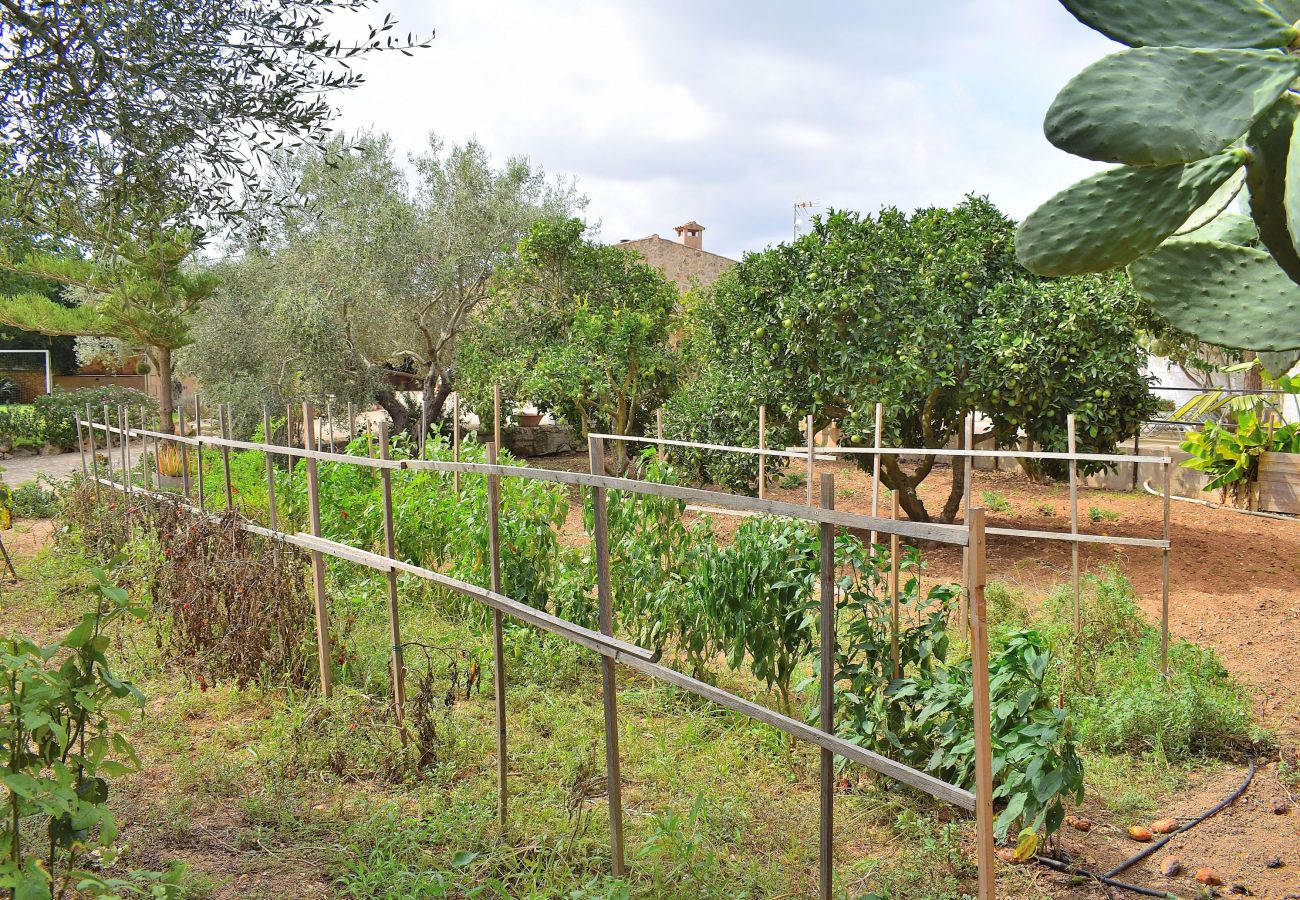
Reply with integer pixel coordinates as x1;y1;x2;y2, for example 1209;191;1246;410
1015;0;1300;367
9;479;59;519
1181;408;1300;504
692;516;819;715
0;565;182;898
979;491;1012;514
1087;505;1119;523
777;471;805;491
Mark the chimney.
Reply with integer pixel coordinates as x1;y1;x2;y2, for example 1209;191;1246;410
673;221;704;250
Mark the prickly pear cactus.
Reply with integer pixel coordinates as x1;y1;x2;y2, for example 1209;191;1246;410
1017;0;1300;354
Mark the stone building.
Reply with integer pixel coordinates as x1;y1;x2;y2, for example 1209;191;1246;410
614;221;736;292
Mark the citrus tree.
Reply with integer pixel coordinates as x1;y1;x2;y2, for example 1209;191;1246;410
684;197;1156;522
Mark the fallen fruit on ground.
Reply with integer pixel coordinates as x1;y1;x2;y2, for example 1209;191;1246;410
1151;817;1178;833
1160;856;1182;877
1065;815;1092;831
1196;867;1223;886
1128;825;1154;842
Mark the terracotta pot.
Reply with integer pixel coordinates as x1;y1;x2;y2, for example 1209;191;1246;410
518;413;544;428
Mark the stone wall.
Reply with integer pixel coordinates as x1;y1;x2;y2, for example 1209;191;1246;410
614;236;736;292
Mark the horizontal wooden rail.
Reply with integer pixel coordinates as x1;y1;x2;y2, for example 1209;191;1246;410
91;475;975;811
986;525;1168;550
591;431;1170;465
91;422;970;547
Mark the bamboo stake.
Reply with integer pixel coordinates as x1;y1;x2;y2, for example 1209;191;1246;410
117;406;129;494
220;404;233;511
818;471;836;900
101;403;113;486
656;408;665;463
263;405;278;531
284;403;294;499
1067;414;1080;637
757;404;766;500
588;435;625;876
178;406;191;501
453;394;461;496
870;402;883;549
140;404;153;492
806;414;815;506
419;398;428;461
890;489;901;679
493;384;502;450
487;441;508;828
347;401;356;443
967;507;995;900
75;412;89;481
378;422;407;741
1161;457;1171;678
85;403;101;503
194;395;205;512
302;402;334;697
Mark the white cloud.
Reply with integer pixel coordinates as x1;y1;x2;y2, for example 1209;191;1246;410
333;0;1119;259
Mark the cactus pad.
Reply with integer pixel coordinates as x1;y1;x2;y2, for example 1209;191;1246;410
1258;349;1300;377
1016;151;1246;275
1045;48;1300;166
1060;0;1296;48
1170;212;1258;246
1128;240;1300;350
1245;95;1300;281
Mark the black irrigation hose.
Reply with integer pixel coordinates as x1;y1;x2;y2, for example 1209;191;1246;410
1033;855;1177;899
1103;754;1257;879
1030;754;1258;899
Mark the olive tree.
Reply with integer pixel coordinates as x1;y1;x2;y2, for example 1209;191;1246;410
685;196;1156;522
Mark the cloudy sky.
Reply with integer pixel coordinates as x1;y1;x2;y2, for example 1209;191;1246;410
333;1;1119;260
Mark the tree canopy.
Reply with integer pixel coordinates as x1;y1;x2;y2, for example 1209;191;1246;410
459;218;680;472
683;196;1157;522
0;0;430;229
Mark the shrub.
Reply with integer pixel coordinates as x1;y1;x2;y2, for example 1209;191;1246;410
0;403;40;447
9;478;59;518
663;366;795;493
31;385;157;449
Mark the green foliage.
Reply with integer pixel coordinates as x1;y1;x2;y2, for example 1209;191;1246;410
8;479;59;519
460;218;679;471
1041;570;1253;758
0;564;181;898
687;198;1155;519
1181;408;1300;500
692;517;820;714
979;491;1012;513
31;385;155;449
1019;0;1300;352
662;367;794;492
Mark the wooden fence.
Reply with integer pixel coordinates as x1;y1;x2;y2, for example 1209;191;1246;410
620;400;1175;675
76;401;998;899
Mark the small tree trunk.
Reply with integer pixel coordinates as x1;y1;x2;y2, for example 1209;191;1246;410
155;345;175;434
375;387;409;434
881;456;933;523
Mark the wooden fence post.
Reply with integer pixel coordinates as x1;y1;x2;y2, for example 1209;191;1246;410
870;403;883;549
220;404;233;511
453;394;461;496
194;395;206;512
302;402;334;698
326;397;335;453
961;413;974;640
757;404;766;500
348;401;356;443
487;441;508;828
1067;414;1080;637
656;408;665;463
117;406;129;494
139;404;152;492
284;403;294;498
967;507;995;900
890;488;901;679
84;403;101;503
806;414;815;506
378;422;408;740
1161;458;1171;678
494;384;502;450
818;471;836;900
588;435;626;876
263;405;278;531
419;399;428;461
178;405;191;501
